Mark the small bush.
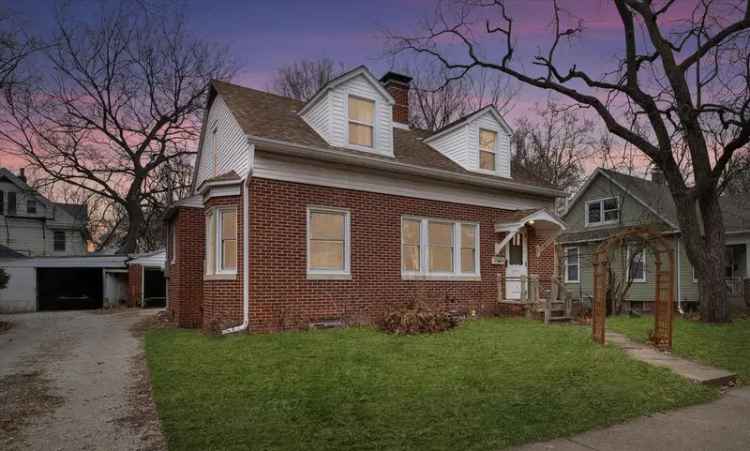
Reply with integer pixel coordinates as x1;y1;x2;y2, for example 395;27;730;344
0;268;9;290
378;300;459;335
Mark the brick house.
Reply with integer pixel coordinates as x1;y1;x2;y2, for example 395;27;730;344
165;66;566;332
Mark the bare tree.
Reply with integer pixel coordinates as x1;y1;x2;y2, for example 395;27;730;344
269;58;341;101
0;0;236;253
408;62;518;130
512;100;594;195
0;8;36;89
388;0;750;322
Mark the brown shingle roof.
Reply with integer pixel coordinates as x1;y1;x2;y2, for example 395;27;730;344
210;80;557;191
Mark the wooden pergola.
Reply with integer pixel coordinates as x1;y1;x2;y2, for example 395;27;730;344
591;227;675;351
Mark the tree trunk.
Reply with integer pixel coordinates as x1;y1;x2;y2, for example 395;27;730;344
119;193;144;255
676;189;730;322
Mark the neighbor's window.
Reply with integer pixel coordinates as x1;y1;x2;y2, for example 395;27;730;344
565;247;580;283
53;230;66;252
307;207;350;277
27;199;36;214
348;96;375;147
627;246;646;282
401;219;421;272
402;217;479;278
205;208;237;275
586;197;619;226
479;129;497;171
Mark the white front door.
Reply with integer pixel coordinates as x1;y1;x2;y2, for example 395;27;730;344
505;232;528;300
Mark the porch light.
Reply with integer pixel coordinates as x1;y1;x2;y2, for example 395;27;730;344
528;220;535;225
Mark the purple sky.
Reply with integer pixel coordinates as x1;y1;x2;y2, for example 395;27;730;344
3;0;700;172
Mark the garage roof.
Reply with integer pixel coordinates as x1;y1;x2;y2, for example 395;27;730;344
0;255;129;268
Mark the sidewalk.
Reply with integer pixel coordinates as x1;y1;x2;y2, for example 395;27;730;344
514;387;750;450
605;331;736;385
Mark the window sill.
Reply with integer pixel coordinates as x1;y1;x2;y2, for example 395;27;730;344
401;273;482;281
307;272;352;280
565;280;580;284
585;221;619;228
473;168;501;176
204;273;237;281
631;279;647;284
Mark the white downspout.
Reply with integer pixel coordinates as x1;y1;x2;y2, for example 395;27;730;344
222;178;250;334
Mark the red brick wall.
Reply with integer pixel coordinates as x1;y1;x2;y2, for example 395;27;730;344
248;177;556;332
383;82;409;124
166;207;205;328
201;193;244;331
128;264;142;307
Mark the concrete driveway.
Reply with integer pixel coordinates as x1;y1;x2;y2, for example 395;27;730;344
0;310;165;451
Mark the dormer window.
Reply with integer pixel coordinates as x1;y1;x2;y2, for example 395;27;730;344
479;129;497;171
348;95;375;147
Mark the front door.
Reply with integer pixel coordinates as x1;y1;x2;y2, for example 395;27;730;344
505;232;528;300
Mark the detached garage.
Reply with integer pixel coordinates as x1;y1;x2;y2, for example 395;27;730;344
0;255;129;313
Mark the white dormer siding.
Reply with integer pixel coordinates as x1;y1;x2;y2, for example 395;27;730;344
425;108;512;179
195;95;251;188
301;70;394;157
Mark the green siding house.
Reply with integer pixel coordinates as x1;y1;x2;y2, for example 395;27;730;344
559;168;750;312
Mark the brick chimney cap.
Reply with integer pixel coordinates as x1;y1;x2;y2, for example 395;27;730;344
380;71;412;85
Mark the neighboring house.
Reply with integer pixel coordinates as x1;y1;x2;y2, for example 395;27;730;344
0;167;89;256
559;168;750;311
164;66;567;331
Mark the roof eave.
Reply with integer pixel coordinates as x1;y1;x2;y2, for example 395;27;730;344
246;134;565;198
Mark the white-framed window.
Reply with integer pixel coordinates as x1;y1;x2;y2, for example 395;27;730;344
564;246;580;283
401;216;480;279
205;208;238;276
347;95;375;148
627;246;646;282
479;129;497;171
307;207;351;279
585;197;619;226
53;230;66;252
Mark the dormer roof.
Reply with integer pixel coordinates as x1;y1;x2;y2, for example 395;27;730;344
298;65;395;117
424;105;513;144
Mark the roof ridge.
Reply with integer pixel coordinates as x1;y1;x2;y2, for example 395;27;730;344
212;79;305;106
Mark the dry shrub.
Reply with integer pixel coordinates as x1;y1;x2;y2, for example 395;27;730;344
378;300;459;335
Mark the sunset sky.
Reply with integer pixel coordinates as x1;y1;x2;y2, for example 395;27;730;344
2;0;700;172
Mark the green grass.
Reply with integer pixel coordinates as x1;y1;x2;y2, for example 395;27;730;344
608;315;750;385
145;319;717;451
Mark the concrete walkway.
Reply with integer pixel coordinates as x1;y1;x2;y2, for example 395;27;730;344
605;331;736;385
514;387;750;450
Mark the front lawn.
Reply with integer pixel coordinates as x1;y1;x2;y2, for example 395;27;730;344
608;316;750;385
145;319;716;451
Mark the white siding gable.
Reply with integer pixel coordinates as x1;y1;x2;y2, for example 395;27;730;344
301;73;394;157
195;95;250;188
426;109;512;178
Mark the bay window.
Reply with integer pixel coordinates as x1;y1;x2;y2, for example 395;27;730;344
402;216;480;279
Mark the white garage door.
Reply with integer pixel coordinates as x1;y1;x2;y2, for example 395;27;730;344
0;266;36;313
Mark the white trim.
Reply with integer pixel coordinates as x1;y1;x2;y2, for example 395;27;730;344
306;206;351;279
626;245;647;283
400;215;480;280
585;197;620;227
564;246;580;283
248;136;564;198
495;209;567;233
345;94;380;153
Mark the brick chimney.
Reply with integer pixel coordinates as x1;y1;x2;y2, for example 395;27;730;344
380;72;412;125
651;168;665;185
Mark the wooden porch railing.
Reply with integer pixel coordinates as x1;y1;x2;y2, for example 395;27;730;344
497;273;574;323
